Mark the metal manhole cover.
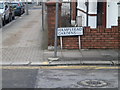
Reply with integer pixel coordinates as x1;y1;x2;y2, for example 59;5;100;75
77;79;108;87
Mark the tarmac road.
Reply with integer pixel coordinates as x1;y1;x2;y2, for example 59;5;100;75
1;65;119;89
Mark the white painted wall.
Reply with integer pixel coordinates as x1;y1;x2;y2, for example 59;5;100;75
88;1;97;14
77;0;86;12
77;0;86;27
107;2;118;28
118;3;120;17
77;1;97;28
77;10;86;27
77;1;118;28
88;16;97;28
88;1;97;28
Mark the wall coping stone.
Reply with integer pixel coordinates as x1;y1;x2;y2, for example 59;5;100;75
45;1;62;6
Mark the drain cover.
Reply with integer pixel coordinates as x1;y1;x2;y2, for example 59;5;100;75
77;79;108;87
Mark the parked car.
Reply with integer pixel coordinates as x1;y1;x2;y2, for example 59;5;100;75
0;13;2;27
0;1;10;25
0;1;15;26
9;1;25;16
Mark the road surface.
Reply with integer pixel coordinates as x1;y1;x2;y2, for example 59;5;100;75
1;65;119;89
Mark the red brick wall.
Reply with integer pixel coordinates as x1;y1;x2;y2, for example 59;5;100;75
71;0;77;20
46;2;62;46
46;2;119;49
118;17;120;48
63;26;119;49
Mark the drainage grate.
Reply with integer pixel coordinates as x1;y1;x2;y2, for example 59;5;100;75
77;79;108;87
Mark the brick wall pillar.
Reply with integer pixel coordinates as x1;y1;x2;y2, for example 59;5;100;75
71;0;77;25
46;2;62;46
71;0;77;20
118;17;120;48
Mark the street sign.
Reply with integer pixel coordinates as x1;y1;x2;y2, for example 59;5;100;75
57;27;83;50
57;27;83;36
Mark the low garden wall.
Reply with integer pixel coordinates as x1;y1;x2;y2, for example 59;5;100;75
46;2;119;49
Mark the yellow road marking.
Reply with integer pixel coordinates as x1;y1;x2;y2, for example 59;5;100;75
0;65;119;70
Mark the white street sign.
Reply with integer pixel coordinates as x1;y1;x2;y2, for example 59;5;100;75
57;27;83;36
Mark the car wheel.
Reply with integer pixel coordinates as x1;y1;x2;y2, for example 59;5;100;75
23;10;25;13
17;12;21;16
3;16;6;25
6;17;10;23
18;14;21;16
2;19;5;26
12;16;15;20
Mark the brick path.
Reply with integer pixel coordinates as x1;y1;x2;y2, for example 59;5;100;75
2;7;46;65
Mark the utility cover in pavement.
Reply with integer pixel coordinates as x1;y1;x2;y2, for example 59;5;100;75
77;79;108;87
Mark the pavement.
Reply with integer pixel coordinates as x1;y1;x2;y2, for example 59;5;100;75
44;49;119;66
1;5;119;66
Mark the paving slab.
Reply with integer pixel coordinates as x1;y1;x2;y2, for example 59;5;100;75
60;50;82;58
99;49;118;57
80;49;101;57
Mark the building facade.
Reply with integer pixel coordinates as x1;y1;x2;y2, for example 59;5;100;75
71;0;119;28
46;1;119;49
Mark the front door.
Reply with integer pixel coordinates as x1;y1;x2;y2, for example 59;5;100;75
97;2;106;27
